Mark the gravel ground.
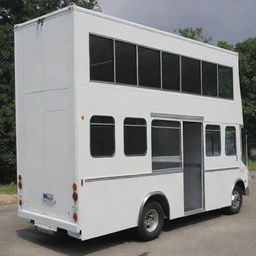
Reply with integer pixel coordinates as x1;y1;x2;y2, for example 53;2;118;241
0;174;255;256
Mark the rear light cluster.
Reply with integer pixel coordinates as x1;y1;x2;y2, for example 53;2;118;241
72;183;78;202
18;175;22;189
72;183;78;223
73;212;78;223
18;175;23;206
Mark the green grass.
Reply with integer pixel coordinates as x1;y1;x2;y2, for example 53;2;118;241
248;159;256;171
0;183;17;194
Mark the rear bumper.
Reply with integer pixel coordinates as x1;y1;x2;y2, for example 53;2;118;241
18;209;79;233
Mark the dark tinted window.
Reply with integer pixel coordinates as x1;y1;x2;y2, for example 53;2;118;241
151;120;181;170
89;35;114;82
115;41;137;85
225;126;236;155
206;125;221;156
124;118;147;156
162;52;180;91
202;62;217;96
138;46;160;88
90;116;115;157
218;65;233;99
181;57;201;94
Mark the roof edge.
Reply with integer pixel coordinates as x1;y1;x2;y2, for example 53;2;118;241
14;5;238;56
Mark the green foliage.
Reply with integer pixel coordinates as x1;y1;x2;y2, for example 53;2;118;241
217;40;234;51
175;27;212;43
0;0;100;184
0;183;17;194
248;159;256;171
235;38;256;149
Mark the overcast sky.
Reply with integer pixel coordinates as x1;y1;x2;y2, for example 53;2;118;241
97;0;256;44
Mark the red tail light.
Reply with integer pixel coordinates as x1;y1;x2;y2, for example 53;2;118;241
73;212;78;223
72;183;77;191
19;200;22;206
18;181;22;189
72;192;78;201
18;175;22;181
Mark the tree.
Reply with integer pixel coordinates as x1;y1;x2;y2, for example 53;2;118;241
217;40;234;51
0;0;101;184
175;27;212;43
235;38;256;151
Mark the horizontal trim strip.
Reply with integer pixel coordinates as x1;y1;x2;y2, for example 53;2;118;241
205;167;239;172
85;168;183;182
151;113;204;121
185;208;205;216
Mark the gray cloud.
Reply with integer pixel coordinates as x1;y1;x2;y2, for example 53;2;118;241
97;0;256;44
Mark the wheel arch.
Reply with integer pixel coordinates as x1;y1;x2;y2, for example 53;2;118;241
138;191;170;225
233;178;246;195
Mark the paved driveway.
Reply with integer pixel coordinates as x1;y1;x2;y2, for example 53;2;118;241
0;174;256;256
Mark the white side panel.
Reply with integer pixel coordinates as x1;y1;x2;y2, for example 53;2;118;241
74;10;243;127
204;169;246;211
80;173;184;240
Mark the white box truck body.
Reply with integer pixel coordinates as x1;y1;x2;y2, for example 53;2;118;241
15;6;249;241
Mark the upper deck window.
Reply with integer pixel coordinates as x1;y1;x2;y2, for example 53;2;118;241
138;46;161;88
115;41;137;85
181;57;201;94
89;34;234;101
218;65;233;99
202;62;217;96
89;35;114;82
162;52;180;91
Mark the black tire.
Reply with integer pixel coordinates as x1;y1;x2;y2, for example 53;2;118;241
224;185;243;214
137;201;164;241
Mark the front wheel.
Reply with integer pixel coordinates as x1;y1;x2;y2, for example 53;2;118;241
224;185;243;214
137;201;164;241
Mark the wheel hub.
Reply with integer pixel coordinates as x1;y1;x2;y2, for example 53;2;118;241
144;209;159;232
232;190;241;209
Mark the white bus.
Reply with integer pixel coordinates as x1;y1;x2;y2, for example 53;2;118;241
15;5;249;241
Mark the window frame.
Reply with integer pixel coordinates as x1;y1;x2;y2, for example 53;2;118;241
181;56;202;95
225;126;237;156
88;33;234;101
202;61;218;97
161;51;181;92
218;65;234;100
123;117;147;157
115;40;137;86
89;34;115;83
138;46;161;89
205;124;221;157
151;119;182;171
90;115;116;158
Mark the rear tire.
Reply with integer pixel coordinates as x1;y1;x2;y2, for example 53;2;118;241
224;185;243;214
137;201;164;241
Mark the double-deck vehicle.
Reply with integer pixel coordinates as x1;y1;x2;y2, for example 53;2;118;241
15;5;249;241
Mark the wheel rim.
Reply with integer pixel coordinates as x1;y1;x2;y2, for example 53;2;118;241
232;190;241;209
144;209;159;232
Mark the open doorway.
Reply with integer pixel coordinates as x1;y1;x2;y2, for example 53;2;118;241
183;122;204;213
